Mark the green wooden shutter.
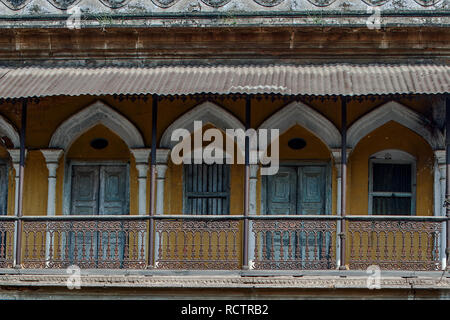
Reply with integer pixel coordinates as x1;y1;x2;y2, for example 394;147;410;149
184;163;230;215
70;165;100;215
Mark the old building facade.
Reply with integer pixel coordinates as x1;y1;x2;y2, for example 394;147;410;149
0;0;449;299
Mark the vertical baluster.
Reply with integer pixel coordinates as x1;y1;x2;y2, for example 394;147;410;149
305;231;310;265
262;231;267;261
375;231;380;265
409;232;414;262
270;231;275;262
392;231;397;263
321;230;326;264
288;230;293;261
313;231;318;262
295;231;300;260
48;231;54;265
32;231;37;261
418;231;423;262
384;231;389;263
207;231;212;261
114;230;119;263
174;229;179;261
199;231;204;262
224;229;230;262
279;231;284;262
401;231;406;261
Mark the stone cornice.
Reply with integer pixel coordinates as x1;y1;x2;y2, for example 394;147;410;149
0;273;448;290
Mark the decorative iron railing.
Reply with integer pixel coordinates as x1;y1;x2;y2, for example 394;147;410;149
0;217;15;268
347;216;445;271
0;215;446;271
154;216;241;270
250;216;338;270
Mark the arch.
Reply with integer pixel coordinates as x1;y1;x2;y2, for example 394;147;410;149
49;100;145;150
347;101;443;150
160;101;245;148
0;114;20;148
257;101;341;150
370;149;416;162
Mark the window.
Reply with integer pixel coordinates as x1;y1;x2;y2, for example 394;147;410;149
183;163;230;215
369;150;416;215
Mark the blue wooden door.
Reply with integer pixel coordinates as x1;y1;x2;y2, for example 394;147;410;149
264;165;327;262
69;165;128;265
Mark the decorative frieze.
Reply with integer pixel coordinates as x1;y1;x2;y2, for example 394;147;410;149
0;0;444;12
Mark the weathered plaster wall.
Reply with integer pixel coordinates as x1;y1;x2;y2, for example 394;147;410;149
0;95;439;218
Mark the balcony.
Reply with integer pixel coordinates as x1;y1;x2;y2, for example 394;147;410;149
0;214;446;272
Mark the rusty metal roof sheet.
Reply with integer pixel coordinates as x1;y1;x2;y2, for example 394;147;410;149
0;64;448;98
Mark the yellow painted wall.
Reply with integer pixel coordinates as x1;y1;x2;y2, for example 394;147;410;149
0;96;437;218
348;121;434;216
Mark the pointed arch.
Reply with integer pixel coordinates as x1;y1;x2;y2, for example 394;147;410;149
160;101;245;148
0;114;20;148
257;101;341;150
347;101;443;150
49;100;145;150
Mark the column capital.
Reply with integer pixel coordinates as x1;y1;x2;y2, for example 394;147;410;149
155;149;171;164
7;148;27;164
135;163;149;179
249;164;259;179
40;149;64;164
331;148;352;164
131;148;151;164
434;149;446;165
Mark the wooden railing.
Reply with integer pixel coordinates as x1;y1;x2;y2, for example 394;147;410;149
0;215;446;271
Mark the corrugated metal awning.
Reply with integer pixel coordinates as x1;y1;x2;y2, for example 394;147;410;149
0;64;448;98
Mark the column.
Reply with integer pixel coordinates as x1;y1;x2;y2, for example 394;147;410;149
248;162;259;269
155;149;170;216
41;149;64;216
7;149;23;216
130;149;151;216
435;150;447;269
7;148;26;266
40;149;64;265
332;147;351;269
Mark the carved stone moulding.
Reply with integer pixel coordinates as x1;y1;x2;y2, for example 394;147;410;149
151;0;179;8
253;0;285;7
46;0;81;9
0;0;31;10
413;0;442;6
98;0;131;8
200;0;232;7
306;0;337;7
361;0;390;6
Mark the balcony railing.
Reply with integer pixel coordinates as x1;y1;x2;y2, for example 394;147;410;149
0;214;447;272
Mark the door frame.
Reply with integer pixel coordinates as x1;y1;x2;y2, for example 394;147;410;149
261;160;332;216
63;160;130;216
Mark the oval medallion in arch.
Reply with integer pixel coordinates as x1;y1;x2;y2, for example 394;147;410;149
99;0;130;8
413;0;442;6
306;0;336;7
253;0;285;7
46;0;80;9
151;0;179;7
361;0;390;6
200;0;231;7
0;0;31;10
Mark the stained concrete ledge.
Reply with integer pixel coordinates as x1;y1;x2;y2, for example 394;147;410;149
0;269;449;299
